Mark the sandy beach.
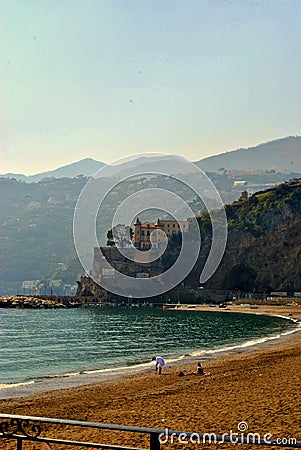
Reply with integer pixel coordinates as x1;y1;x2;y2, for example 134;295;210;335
163;303;301;319
1;305;301;449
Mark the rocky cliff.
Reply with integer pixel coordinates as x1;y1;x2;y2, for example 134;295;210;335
201;179;301;292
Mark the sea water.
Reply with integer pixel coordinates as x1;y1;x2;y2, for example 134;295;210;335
0;307;298;398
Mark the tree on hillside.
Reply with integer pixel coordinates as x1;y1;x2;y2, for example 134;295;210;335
106;224;133;248
238;190;249;202
106;229;115;246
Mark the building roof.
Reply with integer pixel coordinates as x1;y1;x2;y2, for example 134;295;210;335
141;222;156;227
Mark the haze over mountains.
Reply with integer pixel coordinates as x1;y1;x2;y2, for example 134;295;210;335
2;136;301;182
196;136;301;173
2;158;106;183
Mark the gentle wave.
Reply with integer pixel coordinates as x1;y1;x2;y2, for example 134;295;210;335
190;320;301;358
271;314;299;323
0;380;36;389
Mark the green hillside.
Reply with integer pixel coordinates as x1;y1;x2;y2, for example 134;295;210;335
197;178;301;292
0;177;88;292
0;174;205;294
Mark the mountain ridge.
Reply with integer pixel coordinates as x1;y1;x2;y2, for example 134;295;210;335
196;136;301;172
2;136;301;182
1;158;106;182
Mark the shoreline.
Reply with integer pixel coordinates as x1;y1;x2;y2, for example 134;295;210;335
1;318;301;449
163;303;301;319
0;304;301;450
1;305;301;401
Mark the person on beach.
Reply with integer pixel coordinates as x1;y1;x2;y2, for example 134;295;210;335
194;362;205;375
178;362;211;377
152;356;165;374
194;362;211;376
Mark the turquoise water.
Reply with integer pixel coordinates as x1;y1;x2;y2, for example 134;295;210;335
0;306;295;394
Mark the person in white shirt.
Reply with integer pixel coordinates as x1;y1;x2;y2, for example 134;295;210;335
152;356;165;374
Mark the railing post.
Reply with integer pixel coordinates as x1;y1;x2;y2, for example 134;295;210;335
150;432;160;450
16;437;23;450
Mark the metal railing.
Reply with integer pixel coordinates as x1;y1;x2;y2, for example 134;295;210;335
1;414;301;449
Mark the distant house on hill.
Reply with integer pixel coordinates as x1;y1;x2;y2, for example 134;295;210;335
22;280;40;290
233;180;249;187
21;280;40;295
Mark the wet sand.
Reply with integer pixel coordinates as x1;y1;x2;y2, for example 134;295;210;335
0;306;301;449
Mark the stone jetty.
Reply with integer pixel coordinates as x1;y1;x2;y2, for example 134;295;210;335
0;295;79;309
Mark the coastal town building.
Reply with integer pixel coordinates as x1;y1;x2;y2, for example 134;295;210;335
21;280;40;290
133;217;189;250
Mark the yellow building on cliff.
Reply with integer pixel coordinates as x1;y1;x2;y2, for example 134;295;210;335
133;217;189;250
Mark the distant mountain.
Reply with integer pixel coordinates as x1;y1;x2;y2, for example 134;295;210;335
1;173;29;182
1;155;200;183
196;136;301;173
2;136;301;182
98;155;189;179
1;158;106;182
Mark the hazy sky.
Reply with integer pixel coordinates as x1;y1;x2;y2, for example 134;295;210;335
1;0;301;175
